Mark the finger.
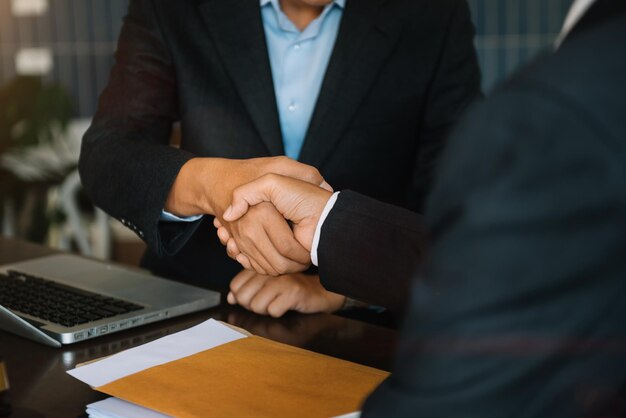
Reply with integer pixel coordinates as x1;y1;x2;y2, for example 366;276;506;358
238;214;306;275
227;291;237;305
229;269;258;294
246;254;270;276
233;274;270;309
230;222;276;275
223;174;280;222
264;216;311;268
226;238;241;259
217;226;231;246
320;181;334;193
213;217;223;229
267;294;295;318
249;284;283;316
235;234;279;276
236;253;253;271
270;156;326;186
229;207;291;276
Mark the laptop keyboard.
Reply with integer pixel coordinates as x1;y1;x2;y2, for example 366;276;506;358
0;270;144;328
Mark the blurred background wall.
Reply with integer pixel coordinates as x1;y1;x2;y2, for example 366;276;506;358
0;0;573;117
468;0;572;90
0;0;127;117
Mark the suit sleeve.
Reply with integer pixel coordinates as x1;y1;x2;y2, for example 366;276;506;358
78;0;201;257
407;0;482;211
362;84;626;417
317;190;427;313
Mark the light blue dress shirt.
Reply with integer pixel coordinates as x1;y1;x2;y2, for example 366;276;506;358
261;0;344;159
162;0;344;222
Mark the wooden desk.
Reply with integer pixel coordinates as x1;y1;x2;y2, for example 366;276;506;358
0;237;397;418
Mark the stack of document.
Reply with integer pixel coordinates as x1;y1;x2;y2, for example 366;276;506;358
68;319;388;417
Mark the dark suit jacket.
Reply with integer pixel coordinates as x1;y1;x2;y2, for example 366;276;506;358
318;5;626;416
78;0;480;292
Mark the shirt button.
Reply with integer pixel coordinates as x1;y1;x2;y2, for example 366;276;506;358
293;43;301;50
288;102;298;112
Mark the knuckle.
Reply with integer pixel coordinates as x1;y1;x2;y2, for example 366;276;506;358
268;303;286;318
304;167;322;183
263;172;280;184
227;246;239;259
250;299;267;314
229;280;241;292
238;233;254;248
231;188;243;202
217;228;230;243
274;258;291;274
276;236;295;255
247;204;265;219
268;308;281;318
268;156;286;170
236;290;255;306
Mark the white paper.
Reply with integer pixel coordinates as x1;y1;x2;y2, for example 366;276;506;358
333;413;361;418
86;397;170;418
68;319;247;387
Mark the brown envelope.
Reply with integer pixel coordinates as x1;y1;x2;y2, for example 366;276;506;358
98;335;390;417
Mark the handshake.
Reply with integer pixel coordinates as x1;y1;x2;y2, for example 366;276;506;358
216;162;334;276
165;156;343;316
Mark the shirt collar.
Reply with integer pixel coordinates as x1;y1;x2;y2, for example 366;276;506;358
260;0;345;9
261;0;344;35
555;0;597;48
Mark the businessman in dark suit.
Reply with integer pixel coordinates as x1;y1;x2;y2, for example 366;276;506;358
78;0;481;312
221;0;626;414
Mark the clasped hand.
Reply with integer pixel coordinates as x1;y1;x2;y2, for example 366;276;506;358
165;156;332;276
215;173;334;275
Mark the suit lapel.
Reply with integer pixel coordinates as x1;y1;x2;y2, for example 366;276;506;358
298;0;400;167
198;0;284;156
563;0;626;45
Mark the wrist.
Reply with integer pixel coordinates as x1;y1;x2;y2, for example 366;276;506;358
327;294;347;313
298;189;333;252
165;158;212;216
340;297;369;311
309;191;338;264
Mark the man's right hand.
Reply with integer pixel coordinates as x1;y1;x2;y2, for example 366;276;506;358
164;156;328;217
164;156;331;275
224;202;312;275
221;174;334;274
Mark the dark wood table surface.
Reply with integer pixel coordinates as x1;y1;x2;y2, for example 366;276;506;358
0;237;398;418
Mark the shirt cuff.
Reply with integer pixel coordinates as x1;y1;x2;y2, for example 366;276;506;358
160;210;203;223
310;191;340;267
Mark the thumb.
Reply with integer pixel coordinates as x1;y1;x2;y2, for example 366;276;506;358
222;175;277;222
320;181;334;193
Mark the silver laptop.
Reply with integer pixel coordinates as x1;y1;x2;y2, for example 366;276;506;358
0;254;220;347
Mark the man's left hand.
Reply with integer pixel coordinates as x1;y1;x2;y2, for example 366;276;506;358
227;270;346;318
